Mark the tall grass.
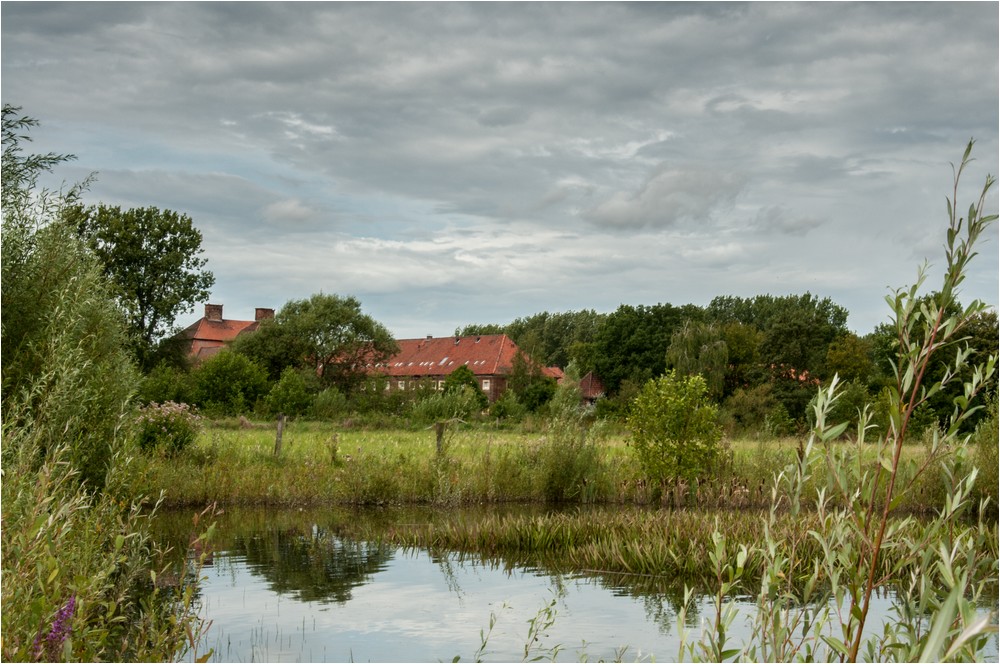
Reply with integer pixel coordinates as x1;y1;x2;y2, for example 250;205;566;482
138;419;983;515
676;141;999;662
1;106;213;662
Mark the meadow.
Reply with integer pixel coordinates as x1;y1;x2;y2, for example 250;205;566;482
138;417;995;515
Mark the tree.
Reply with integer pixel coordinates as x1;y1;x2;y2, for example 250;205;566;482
67;204;215;370
235;293;398;393
593;303;689;394
825;332;874;384
665;320;729;401
627;370;722;484
442;364;488;410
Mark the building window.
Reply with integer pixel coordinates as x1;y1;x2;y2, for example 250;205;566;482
397;380;406;390
437;380;445;391
481;379;491;392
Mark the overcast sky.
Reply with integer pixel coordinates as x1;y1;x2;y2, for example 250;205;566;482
3;2;998;339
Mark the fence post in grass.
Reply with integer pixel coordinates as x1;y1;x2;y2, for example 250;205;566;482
274;413;285;456
434;421;445;457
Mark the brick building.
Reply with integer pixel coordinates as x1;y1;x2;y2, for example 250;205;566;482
378;334;562;402
179;303;274;362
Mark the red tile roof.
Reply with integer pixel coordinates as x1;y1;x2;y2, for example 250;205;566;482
579;371;606;400
381;334;522;378
179;317;259;360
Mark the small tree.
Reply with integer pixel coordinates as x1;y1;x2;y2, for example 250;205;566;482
192;350;269;416
443;365;488;410
264;367;317;417
628;370;722;483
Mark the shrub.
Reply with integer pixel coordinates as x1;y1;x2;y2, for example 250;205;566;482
722;383;778;435
135;401;202;456
264;367;317;417
537;423;601;503
312;386;349;420
192;350;269;416
972;395;998;517
627;370;722;483
489;389;527;422
443;365;489;410
138;361;193;405
411;385;483;425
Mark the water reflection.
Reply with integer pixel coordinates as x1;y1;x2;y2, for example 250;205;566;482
151;506;997;663
233;529;393;604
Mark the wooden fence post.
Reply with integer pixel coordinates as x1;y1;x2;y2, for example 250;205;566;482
434;421;445;457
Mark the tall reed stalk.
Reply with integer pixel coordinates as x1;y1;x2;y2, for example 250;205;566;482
680;141;998;662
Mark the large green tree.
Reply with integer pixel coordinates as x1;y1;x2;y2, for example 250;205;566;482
66;204;215;370
592;303;696;394
235;293;398;393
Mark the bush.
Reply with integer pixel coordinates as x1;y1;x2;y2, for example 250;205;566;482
972;395;998;517
411;386;483;425
135;401;202;456
312;386;349;420
627;371;722;483
264;367;317;417
138;361;193;405
443;365;489;410
192;350;269;416
489;389;527;422
721;383;778;435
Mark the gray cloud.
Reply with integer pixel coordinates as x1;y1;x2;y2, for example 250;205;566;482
3;2;996;337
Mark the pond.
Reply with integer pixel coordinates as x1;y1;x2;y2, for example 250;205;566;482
152;506;998;663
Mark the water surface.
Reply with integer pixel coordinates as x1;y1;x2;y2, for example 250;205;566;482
152;506;998;663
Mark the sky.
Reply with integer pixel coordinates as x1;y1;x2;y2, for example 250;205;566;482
3;2;998;340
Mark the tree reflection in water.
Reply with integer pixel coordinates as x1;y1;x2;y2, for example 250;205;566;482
232;527;393;604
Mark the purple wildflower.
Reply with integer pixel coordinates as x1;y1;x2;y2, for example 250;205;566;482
33;595;75;661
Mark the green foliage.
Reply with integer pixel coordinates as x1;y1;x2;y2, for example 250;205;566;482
488;389;527;422
136;401;202;456
264;367;318;417
236;292;397;392
680;140;999;662
628;371;722;482
411;386;483;425
311;386;350;420
459;309;606;369
443;365;489;409
1;107;138;491
192;350;269;416
66;204;215;370
138;361;193;405
593;303;691;394
825;331;875;383
665;320;728;401
972;395;998;518
506;352;556;412
721;383;779;436
1;105;210;662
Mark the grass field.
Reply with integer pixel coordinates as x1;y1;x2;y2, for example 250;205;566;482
135;417;989;514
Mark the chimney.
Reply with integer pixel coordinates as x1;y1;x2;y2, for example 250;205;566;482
255;308;275;321
205;303;223;321
426;334;433;340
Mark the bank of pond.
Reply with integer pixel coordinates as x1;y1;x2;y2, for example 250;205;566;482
152;504;998;663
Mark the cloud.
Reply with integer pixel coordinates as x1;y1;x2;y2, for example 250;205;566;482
2;2;996;338
751;206;824;237
584;167;747;230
